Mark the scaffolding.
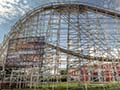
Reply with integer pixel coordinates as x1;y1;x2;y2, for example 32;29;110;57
1;1;120;90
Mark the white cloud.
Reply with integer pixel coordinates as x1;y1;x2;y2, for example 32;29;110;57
0;0;31;24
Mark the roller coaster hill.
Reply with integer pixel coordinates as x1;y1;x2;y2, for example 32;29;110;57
1;1;120;89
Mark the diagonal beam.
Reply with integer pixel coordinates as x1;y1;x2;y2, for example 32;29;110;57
46;43;118;61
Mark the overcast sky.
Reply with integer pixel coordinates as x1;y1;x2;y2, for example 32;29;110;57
0;0;119;43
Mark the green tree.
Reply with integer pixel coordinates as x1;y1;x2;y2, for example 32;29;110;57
60;69;67;75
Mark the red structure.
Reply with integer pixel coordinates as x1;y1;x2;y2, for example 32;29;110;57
80;66;89;82
70;63;120;82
